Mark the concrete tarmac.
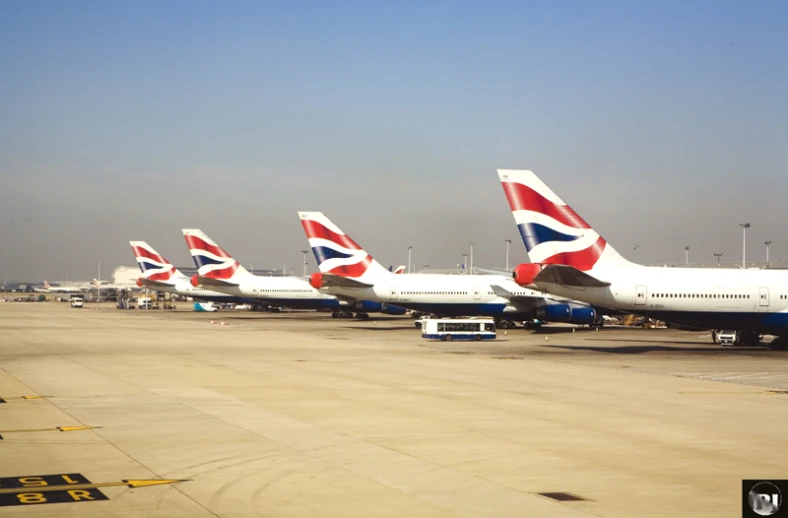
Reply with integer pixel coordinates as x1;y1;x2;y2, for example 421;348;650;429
1;302;787;517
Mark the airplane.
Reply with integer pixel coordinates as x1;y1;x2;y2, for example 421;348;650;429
91;278;141;291
182;229;408;318
130;241;255;305
498;168;788;347
37;280;91;293
393;265;406;274
298;211;600;328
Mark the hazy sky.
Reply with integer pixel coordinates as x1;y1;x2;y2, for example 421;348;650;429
2;1;787;282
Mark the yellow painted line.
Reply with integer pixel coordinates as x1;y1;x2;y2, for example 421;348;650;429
0;479;187;495
0;395;51;401
0;426;99;434
679;391;780;395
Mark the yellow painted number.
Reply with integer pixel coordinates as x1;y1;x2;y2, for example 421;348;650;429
17;493;47;504
19;477;47;487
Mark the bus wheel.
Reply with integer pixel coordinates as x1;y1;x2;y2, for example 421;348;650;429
474;334;482;341
443;335;452;342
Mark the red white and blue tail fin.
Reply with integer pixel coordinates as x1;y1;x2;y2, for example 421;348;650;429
181;229;252;283
498;169;631;271
129;241;186;285
298;212;391;284
393;265;406;274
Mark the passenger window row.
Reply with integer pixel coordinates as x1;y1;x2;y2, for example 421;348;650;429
402;291;468;295
652;293;750;299
258;289;312;293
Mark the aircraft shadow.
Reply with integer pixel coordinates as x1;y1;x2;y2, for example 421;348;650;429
543;344;768;354
342;326;418;332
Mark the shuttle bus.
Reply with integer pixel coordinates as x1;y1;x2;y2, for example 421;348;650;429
421;318;496;341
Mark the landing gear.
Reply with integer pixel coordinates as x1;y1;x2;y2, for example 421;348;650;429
331;311;354;319
356;313;370;320
739;331;762;347
769;336;788;351
496;320;517;330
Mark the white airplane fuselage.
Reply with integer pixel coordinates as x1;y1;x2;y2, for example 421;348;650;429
199;275;343;310
324;273;590;320
534;265;788;333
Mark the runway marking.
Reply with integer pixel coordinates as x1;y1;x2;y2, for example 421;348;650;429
0;426;98;440
0;395;51;403
0;473;187;507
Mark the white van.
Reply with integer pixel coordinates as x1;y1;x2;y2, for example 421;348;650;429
70;298;84;308
137;297;153;309
717;330;738;346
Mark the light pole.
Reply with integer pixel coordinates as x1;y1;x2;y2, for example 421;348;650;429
469;242;473;275
97;260;101;302
765;241;772;263
302;250;309;277
714;252;723;265
740;223;750;268
408;245;412;274
505;239;512;271
685;246;689;265
462;254;468;273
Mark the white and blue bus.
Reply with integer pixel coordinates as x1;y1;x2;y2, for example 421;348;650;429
421;318;496;341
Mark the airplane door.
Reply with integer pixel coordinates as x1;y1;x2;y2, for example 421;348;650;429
474;286;481;301
634;285;647;306
390;287;398;301
759;287;769;310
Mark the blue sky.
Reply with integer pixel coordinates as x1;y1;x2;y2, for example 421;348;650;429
2;1;787;281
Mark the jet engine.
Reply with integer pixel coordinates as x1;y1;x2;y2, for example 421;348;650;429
190;275;200;287
535;303;596;325
352;300;408;315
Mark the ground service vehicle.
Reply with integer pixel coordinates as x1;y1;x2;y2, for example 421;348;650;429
421;318;496;341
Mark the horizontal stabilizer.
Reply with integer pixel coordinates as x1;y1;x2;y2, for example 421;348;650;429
534;264;611;288
138;279;173;288
490;285;543;309
475;267;510;276
319;274;373;289
195;276;240;287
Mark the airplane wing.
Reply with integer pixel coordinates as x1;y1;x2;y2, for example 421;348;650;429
319;274;373;288
534;265;611;288
195;276;240;287
137;279;171;289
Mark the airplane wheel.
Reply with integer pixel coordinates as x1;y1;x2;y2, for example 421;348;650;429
443;335;453;342
474;334;482;341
